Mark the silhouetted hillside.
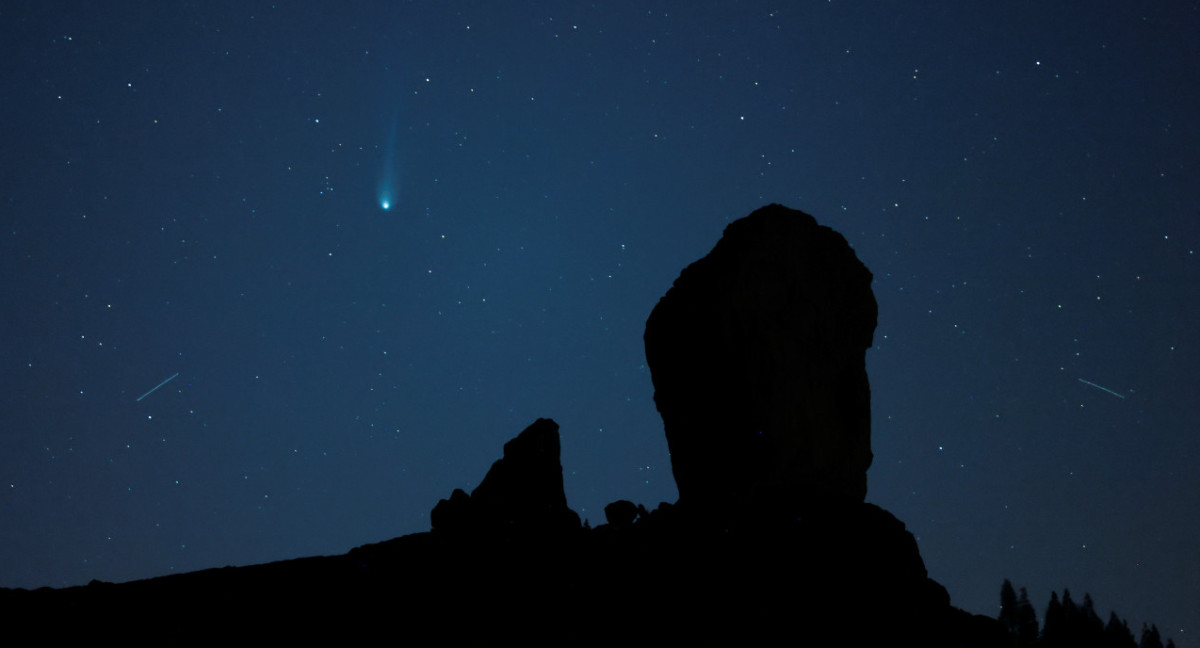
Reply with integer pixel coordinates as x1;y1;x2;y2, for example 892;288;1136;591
2;206;1170;644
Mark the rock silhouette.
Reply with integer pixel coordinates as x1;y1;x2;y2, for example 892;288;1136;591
430;417;581;536
645;203;877;519
1;205;1008;645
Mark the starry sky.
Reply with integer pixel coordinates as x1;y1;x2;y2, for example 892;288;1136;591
2;1;1197;638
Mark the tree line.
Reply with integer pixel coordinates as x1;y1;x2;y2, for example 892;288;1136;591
998;579;1175;648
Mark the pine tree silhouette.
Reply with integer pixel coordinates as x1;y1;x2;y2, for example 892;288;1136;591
1103;611;1136;648
1140;623;1164;648
1015;587;1038;648
1042;590;1065;645
1076;593;1105;645
1000;580;1020;640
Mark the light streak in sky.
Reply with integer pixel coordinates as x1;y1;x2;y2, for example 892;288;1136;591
1077;377;1125;400
136;372;179;402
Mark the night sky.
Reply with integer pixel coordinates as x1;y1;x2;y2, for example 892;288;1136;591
2;1;1197;638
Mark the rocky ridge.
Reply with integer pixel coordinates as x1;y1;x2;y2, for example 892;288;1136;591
2;205;1006;645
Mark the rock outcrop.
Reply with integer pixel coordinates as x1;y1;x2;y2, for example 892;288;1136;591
430;417;581;536
644;204;877;519
2;205;1011;646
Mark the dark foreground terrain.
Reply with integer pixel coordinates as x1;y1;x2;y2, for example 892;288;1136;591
4;206;1011;643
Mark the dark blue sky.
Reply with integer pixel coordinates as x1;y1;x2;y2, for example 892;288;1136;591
2;1;1196;638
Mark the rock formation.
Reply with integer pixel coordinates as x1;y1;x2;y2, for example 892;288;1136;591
430;417;581;536
644;204;878;519
3;205;1016;646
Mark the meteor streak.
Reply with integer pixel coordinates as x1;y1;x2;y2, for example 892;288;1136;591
1078;377;1125;400
136;372;179;402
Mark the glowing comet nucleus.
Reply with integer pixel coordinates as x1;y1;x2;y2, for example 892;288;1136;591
377;109;400;212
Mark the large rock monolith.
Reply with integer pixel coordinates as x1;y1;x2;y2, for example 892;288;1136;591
644;204;877;519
